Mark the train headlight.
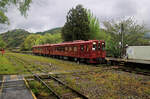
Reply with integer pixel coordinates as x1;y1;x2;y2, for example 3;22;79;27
93;42;96;44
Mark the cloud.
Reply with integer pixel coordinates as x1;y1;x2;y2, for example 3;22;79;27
0;0;150;33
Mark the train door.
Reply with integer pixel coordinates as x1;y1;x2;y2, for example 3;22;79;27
97;41;101;57
101;41;106;58
92;41;97;57
84;44;89;58
80;44;85;58
73;45;78;57
49;47;51;55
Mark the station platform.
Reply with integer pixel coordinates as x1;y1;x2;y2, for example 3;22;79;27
0;75;36;99
106;57;150;65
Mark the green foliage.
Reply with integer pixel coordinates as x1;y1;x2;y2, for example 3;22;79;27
0;54;27;74
0;36;6;48
21;33;63;51
87;10;106;40
0;10;9;24
62;5;107;41
0;29;31;49
103;17;150;57
0;28;63;50
42;33;62;44
34;33;62;45
34;35;43;45
0;0;32;24
21;34;41;50
105;35;121;57
62;4;90;41
19;0;32;16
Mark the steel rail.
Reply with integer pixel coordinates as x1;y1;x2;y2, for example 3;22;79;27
40;68;89;99
115;68;150;76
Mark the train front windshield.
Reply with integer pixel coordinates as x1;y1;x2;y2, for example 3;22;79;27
102;42;105;51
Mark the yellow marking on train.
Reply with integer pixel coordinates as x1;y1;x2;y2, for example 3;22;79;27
23;78;37;99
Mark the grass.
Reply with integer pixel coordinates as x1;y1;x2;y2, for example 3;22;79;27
56;71;150;99
27;80;57;99
7;52;103;74
0;54;28;74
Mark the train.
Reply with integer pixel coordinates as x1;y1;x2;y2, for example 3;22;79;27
32;40;106;63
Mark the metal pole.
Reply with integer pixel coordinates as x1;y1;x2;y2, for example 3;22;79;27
121;23;124;58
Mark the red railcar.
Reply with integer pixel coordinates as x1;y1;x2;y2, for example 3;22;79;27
32;40;106;63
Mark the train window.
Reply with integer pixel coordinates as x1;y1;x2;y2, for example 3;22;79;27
92;42;96;51
74;46;77;52
98;42;100;50
62;47;64;51
62;47;65;51
69;47;72;51
65;47;68;51
102;42;105;50
81;45;84;51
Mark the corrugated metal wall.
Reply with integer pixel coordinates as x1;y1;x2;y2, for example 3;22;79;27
126;46;150;60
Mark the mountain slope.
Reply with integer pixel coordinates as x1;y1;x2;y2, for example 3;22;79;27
0;29;32;48
36;27;62;35
0;28;62;49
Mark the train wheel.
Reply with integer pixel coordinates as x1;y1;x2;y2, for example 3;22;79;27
77;60;80;64
77;58;80;64
74;58;77;62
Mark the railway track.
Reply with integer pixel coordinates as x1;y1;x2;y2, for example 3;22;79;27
10;52;150;76
113;67;150;76
7;53;150;77
8;54;89;99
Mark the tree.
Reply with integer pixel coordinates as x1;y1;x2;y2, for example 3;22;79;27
0;36;6;48
21;34;40;51
87;10;106;40
35;33;62;45
0;0;32;24
62;4;90;41
21;33;63;51
103;17;149;57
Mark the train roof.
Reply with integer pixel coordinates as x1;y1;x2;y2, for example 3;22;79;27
32;44;51;48
32;40;105;48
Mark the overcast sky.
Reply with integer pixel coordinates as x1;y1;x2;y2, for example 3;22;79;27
1;0;150;33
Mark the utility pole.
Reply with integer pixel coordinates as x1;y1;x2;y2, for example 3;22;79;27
121;23;124;58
